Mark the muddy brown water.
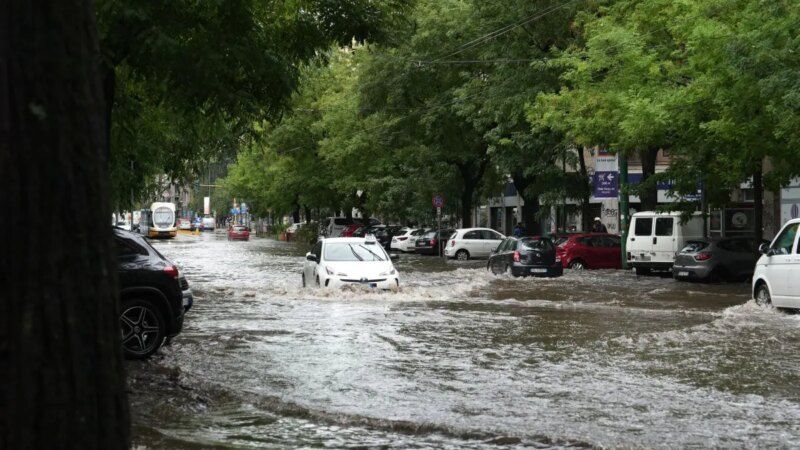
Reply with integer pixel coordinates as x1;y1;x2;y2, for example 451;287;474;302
128;233;800;448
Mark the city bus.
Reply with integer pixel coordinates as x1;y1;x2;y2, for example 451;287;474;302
138;202;177;238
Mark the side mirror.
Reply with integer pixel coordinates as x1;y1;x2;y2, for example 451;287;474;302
390;254;399;261
758;243;771;255
306;252;318;262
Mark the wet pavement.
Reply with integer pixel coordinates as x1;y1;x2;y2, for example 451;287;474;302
129;232;800;448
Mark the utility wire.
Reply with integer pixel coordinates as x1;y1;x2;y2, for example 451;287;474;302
426;0;583;64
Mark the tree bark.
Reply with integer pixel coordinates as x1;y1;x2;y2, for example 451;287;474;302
454;153;489;229
461;183;475;228
577;148;591;231
512;173;540;236
753;162;763;240
0;1;130;448
639;147;660;211
292;199;301;223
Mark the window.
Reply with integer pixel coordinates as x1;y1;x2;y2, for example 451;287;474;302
634;218;653;236
312;241;323;258
324;243;388;261
482;230;502;240
412;229;426;236
771;223;799;255
605;236;621;247
579;237;594;247
681;241;708;253
115;239;141;258
521;238;552;250
655;218;674;236
464;230;482;240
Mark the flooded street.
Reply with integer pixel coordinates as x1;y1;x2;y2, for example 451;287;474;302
129;233;800;448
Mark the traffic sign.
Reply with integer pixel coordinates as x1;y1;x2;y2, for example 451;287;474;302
432;195;444;208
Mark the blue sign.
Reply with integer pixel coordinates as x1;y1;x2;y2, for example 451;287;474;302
432;195;444;208
593;171;619;198
241;203;248;214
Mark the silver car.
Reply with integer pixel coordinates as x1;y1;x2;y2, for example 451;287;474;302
673;237;765;282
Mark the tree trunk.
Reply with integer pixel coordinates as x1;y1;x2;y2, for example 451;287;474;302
291;195;300;223
577;148;591;231
753;162;763;240
461;183;474;228
303;206;311;223
521;196;540;236
1;1;130;448
639;147;659;211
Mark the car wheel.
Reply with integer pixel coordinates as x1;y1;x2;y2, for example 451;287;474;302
755;283;772;307
569;260;586;270
455;249;470;261
120;298;165;360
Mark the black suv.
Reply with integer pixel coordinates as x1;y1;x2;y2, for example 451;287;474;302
115;228;192;359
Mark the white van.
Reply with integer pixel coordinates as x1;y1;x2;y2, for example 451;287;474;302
752;218;800;309
626;211;703;275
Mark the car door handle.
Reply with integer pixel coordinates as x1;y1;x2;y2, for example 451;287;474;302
653;237;657;245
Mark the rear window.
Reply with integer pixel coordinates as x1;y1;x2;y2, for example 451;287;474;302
681;241;708;253
634;218;653;236
655;217;674;236
233;226;248;231
424;231;437;239
520;238;553;250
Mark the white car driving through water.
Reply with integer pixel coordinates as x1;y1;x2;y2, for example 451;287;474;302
302;236;400;289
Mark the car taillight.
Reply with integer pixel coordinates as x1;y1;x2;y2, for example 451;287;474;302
694;252;712;261
450;240;455;247
513;251;521;262
164;265;179;279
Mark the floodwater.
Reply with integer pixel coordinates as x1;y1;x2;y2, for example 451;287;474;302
129;232;800;449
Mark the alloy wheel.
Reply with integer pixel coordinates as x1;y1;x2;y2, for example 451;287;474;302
456;250;469;261
120;304;162;357
570;261;585;270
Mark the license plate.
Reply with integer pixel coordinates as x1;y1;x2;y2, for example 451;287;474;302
369;283;377;288
531;268;547;273
678;271;689;277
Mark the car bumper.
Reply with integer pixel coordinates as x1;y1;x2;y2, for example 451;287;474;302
444;246;455;257
510;263;563;278
415;247;439;255
323;276;400;290
629;261;673;271
182;289;193;312
672;264;714;280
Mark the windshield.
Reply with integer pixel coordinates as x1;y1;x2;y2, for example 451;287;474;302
324;243;389;261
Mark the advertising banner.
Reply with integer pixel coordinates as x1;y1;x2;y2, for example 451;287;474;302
203;196;211;215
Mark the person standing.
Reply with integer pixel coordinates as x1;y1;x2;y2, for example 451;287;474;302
591;217;608;233
513;222;525;237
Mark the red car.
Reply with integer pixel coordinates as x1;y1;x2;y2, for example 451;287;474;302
340;223;363;237
556;233;622;269
227;225;250;241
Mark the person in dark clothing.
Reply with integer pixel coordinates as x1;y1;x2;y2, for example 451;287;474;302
513;223;525;237
591;217;607;233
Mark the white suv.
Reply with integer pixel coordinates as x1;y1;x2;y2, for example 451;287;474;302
390;228;425;252
753;218;800;308
444;228;505;260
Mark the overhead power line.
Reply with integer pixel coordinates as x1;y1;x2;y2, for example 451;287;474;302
427;0;583;64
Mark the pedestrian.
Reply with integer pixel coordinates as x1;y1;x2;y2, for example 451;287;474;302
591;217;607;233
513;222;525;237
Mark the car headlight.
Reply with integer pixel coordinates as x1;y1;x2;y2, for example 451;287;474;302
325;266;334;275
379;269;397;276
